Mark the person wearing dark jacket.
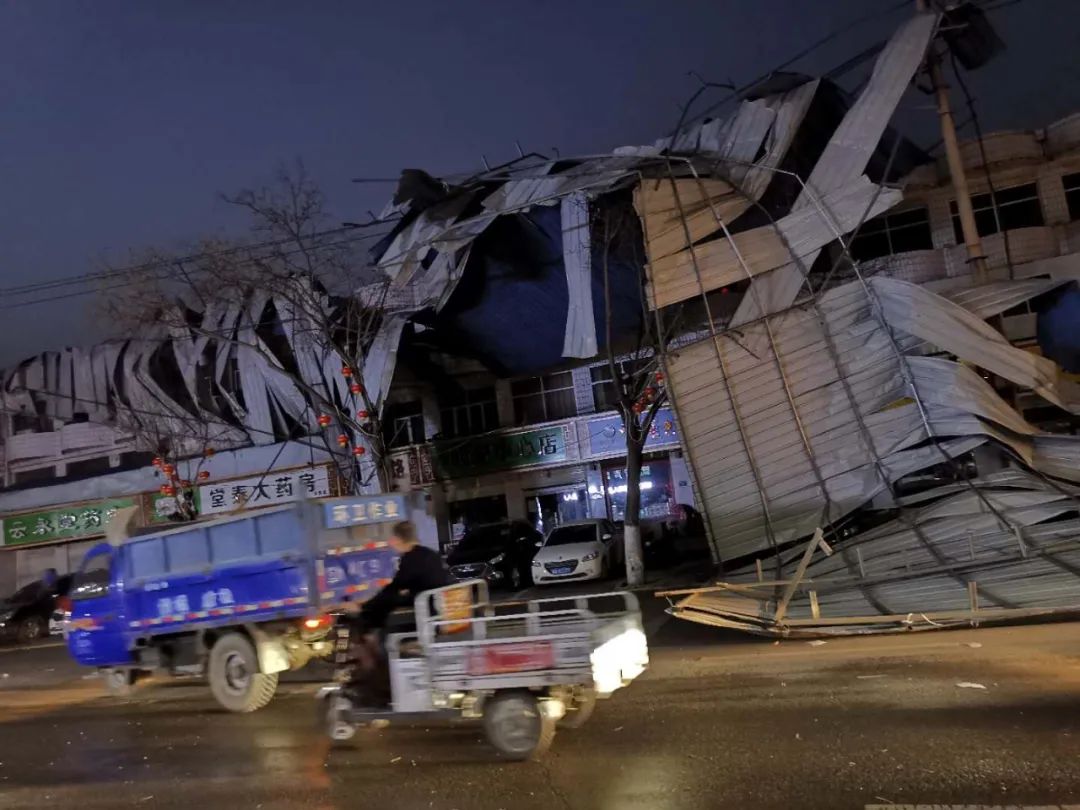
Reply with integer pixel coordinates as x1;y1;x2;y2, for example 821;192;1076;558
360;520;452;631
345;520;451;706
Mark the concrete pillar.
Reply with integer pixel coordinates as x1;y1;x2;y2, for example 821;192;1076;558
494;379;515;428
586;464;607;519
571;366;596;416
419;387;441;440
505;477;526;520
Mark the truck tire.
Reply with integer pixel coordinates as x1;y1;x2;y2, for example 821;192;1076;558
482;690;555;761
207;633;278;713
104;667;138;698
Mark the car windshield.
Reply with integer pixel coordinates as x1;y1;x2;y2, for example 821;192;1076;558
545;525;598;547
456;526;510;553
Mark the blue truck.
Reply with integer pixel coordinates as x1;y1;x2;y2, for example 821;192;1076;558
65;494;410;712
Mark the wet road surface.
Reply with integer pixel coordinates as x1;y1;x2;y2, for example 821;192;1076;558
1;613;1079;809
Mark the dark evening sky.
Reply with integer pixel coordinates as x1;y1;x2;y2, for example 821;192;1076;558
1;0;1075;366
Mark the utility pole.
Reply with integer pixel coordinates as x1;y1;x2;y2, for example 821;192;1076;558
916;0;988;282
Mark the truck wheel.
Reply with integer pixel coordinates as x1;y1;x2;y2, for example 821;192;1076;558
104;668;137;698
207;633;278;713
16;615;45;643
560;687;596;729
483;690;555;761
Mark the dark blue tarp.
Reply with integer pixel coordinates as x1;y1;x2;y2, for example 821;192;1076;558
431;204;644;376
1036;281;1080;374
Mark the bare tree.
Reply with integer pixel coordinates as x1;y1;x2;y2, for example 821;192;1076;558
595;197;682;586
99;163;395;499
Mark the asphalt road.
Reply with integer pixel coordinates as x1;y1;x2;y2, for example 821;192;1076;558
1;607;1080;810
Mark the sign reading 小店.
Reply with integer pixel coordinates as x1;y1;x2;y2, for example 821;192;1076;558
2;498;136;546
432;426;568;479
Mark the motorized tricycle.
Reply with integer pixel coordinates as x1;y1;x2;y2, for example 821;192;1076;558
318;580;649;760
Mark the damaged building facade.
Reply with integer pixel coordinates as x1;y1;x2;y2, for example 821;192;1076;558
1;8;1078;634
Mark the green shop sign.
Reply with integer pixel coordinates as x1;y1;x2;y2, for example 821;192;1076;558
433;426;568;479
2;498;136;546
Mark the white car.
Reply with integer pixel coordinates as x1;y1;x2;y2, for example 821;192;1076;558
531;519;621;585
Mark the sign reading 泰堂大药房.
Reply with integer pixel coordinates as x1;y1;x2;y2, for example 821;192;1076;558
2;497;136;546
432;425;568;479
199;466;331;516
323;494;408;529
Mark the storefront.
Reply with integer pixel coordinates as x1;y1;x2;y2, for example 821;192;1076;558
389;407;698;548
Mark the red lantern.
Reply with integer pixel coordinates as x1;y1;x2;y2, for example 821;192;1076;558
317;414;332;427
152;456;163;468
180;479;192;489
336;434;349;447
341;366;353;378
162;463;175;477
356;409;369;420
352;446;366;457
654;371;664;383
159;484;170;496
644;386;657;399
197;470;211;482
349;382;362;394
161;484;176;498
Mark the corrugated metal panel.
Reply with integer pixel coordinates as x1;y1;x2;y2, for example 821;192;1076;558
729;13;938;328
561;192;598;358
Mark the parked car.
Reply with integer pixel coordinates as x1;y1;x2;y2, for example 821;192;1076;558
531;519;621;585
0;574;72;644
445;521;542;590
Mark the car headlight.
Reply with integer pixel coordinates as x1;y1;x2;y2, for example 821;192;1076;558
488;553;506;565
532;560;542;568
581;551;599;562
0;610;14;623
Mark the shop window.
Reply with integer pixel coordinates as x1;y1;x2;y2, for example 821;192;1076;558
384;400;425;448
604;460;677;521
590;364;626;412
447;494;509;552
66;456;112;478
850;206;933;261
1064;172;1080;221
950;182;1043;243
512;372;576;424
439;386;498;438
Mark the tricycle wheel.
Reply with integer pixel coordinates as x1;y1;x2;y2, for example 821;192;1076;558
560;687;596;729
483;690;555;761
207;633;278;713
319;691;357;742
103;667;138;698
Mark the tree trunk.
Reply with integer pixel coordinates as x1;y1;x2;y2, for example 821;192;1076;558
623;438;645;586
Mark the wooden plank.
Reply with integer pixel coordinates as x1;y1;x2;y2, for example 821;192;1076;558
636;178;751;261
773;528;824;623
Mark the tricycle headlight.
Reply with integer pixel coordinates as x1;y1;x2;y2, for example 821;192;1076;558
581;551;599;562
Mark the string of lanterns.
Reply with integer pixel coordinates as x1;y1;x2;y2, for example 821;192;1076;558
313;364;375;462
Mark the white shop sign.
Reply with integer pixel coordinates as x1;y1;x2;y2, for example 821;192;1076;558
199;466;331;516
